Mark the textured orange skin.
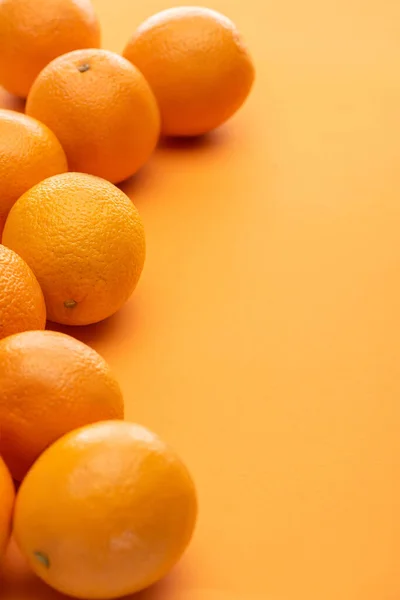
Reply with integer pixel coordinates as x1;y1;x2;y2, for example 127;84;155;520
0;109;67;237
14;420;198;599
2;172;146;326
0;456;14;560
123;7;255;137
26;49;161;183
0;0;100;98
0;245;46;340
0;331;124;482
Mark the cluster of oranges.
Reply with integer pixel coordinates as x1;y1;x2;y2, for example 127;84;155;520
0;0;255;597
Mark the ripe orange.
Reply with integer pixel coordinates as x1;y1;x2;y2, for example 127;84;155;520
26;49;160;183
123;7;255;136
0;330;124;482
14;421;197;599
2;172;146;326
0;109;67;237
0;0;101;98
0;245;46;340
0;456;14;560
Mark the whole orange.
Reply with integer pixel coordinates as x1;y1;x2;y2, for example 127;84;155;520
0;109;67;237
13;420;197;599
26;49;160;183
0;245;46;340
0;0;100;98
0;456;14;560
0;330;124;482
123;7;255;136
2;172;146;326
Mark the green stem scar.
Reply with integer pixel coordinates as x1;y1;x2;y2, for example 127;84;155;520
78;63;90;73
34;551;50;568
64;300;77;309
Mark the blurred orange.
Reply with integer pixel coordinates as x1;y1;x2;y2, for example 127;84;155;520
0;0;100;98
123;7;255;136
0;456;14;561
0;331;124;481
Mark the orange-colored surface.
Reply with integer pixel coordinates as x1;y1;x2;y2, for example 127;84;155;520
1;0;400;598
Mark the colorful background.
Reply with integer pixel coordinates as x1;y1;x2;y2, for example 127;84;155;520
2;0;400;598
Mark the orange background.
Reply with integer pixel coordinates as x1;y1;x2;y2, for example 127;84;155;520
2;0;400;599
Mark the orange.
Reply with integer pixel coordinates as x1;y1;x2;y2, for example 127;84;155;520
0;0;101;98
13;420;198;599
0;109;67;237
123;7;255;136
0;330;124;482
0;245;46;340
26;49;161;183
0;456;14;560
2;172;146;326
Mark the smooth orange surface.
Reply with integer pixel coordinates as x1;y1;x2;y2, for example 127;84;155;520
14;421;197;599
1;0;400;598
